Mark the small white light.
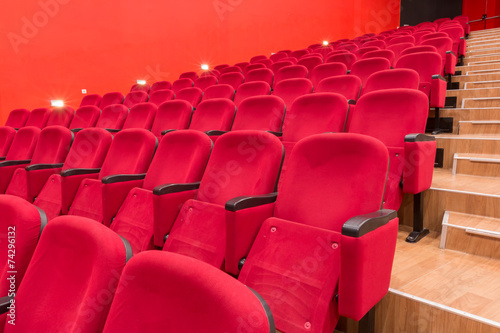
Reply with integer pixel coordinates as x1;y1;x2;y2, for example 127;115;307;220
271;53;275;55
82;89;87;94
201;64;209;71
51;100;64;107
323;40;329;46
137;79;147;85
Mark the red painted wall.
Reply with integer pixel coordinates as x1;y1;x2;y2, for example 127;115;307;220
0;0;400;125
463;0;500;31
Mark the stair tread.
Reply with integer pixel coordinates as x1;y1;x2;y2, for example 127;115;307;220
446;211;500;233
455;153;500;159
432;168;500;195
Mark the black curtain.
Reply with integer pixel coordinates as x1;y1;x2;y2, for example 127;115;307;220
400;0;463;26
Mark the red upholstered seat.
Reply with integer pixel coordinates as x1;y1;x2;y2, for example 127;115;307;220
245;68;274;87
5;126;73;201
326;53;357;70
400;45;438;57
234;61;250;71
419;32;448;43
420;37;457;75
270;60;294;74
243;63;266;75
387;42;414;61
290;49;310;59
148;89;175;106
3;215;132;332
363;69;420;96
79;94;102;107
275;65;309;84
0;127;16;158
231;133;397;333
386;35;415;45
150;100;193;138
361;49;396;66
202;84;235;101
232;95;286;132
194;75;218;91
310;63;347;87
214;64;229;72
122;102;157;130
350;57;392;86
315;75;362;102
103;251;275;332
69;105;101;130
172;78;194;94
270;52;288;63
218;72;245;90
5;109;30;129
96;104;129;131
188;98;236;134
179;71;199;81
130;83;151;93
123;91;149;108
33;128;113;220
364;39;386;48
150;80;172;93
45;106;74;128
440;26;467;58
272;78;313;108
25;108;51;129
250;55;268;63
233;81;271;107
100;92;125;108
175;87;204;108
221;66;242;74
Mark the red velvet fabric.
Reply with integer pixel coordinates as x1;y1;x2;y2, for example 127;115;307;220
441;26;466;57
46;107;74;128
403;141;437;194
315;75;362;101
232;95;286;132
386;42;414;61
130;83;151;93
69;106;101;130
250;55;268;63
243;63;267;75
400;45;438;57
96;104;129;131
310;63;348;87
364;40;386;49
103;251;273;333
188;99;236;132
351;57;392;87
0;127;16;157
325;53;357;70
150;100;193;137
234;62;250;70
361;49;395;66
194;75;218;91
219;72;245;90
172;78;194;94
25;108;51;128
272;78;313;108
363;69;420;96
271;60;295;74
122;103;157;130
150;80;172;93
245;68;275;87
4;109;29;129
221;66;243;74
79;94;102;107
202;84;235;101
421;37;455;75
430;75;447;108
123;91;149;108
179;71;198;81
275;65;309;84
234;81;271;107
100;92;125;109
4;216;129;333
176;87;204;108
387;35;415;45
148;89;175;107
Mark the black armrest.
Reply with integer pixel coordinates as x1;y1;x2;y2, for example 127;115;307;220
205;130;228;136
347;70;351;74
25;163;64;171
101;173;146;184
348;99;357;105
342;209;397;237
61;168;101;177
0;296;13;314
161;129;176;136
460;37;465;40
404;134;436;142
71;128;83;133
446;50;457;57
153;182;201;196
267;131;282;137
0;157;5;161
105;129;121;133
225;192;278;212
0;160;31;167
432;74;446;81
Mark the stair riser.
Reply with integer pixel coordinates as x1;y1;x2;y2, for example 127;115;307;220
442;225;500;260
458;123;500;135
447;88;500;107
437;137;500;169
454;157;500;176
458;63;500;72
452;74;500;89
463;99;500;108
465;81;500;89
430;109;500;134
467;48;500;57
465;56;500;65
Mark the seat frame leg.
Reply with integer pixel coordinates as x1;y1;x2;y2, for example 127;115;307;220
432;107;443;135
358;307;375;333
406;192;429;243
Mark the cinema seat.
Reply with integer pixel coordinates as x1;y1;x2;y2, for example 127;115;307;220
4;109;30;129
313;45;334;58
188;98;236;137
218;72;245;90
440;25;466;63
151;101;193;138
364;39;386;49
5;126;73;202
79;94;102;107
121;103;157;130
275;65;309;84
338;43;359;52
0;215;132;333
201;69;221;78
68;129;157;226
234;61;250;71
130;83;151;93
172;78;195;94
158;131;283;268
124;91;149;108
361;49;396;66
326;53;357;70
150;81;172;93
234;81;271;107
194;75;218;91
214;64;229;72
25;108;51;129
148;89;175;106
254;59;273;68
176;87;204;108
0;127;40;193
102;251;275;333
245;68;274;87
33;128;113;220
310;63;348;87
69;105;101;131
0;127;16;159
0;195;47;295
95;104;129;132
419;32;449;43
315;75;362;102
363;69;420;95
290;49;310;59
202;84;235;101
45;106;74;128
420;37;457;76
100;92;125;108
111;130;212;253
270;52;288;62
386;35;415;45
387;42;414;61
232;95;286;132
250;55;268;63
179;71;199;81
272;78;313;108
221;66;242;74
400;45;438;57
243;63;266;75
232;133;397;333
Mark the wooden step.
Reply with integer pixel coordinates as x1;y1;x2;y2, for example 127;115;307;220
468;38;500;45
446;87;500;107
464;81;500;89
457;63;500;73
468;42;500;51
467;48;500;57
452;153;500;176
458;121;500;135
436;134;500;168
441;211;500;260
451;73;500;89
462;97;500;108
433;108;500;134
465;55;500;65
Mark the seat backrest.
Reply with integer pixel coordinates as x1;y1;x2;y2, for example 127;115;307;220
315;75;362;101
124;91;149;108
234;81;271;107
79;94;102;107
250;55;268;63
387;35;415;45
7;215;131;333
150;81;172;93
355;46;381;58
142;130;213;191
96;104;129;130
0;127;16;156
179;71;199;81
350;57;392;86
272;78;313;108
400;45;438;57
202;84;235;101
151;100;193;137
412;31;432;43
387;42;414;60
270;52;288;62
363;69;420;95
232;95;286;132
46;106;75;128
100;92;125;109
282;93;348;142
312;46;334;58
197;130;283;205
172;78;195;94
218;72;245;90
245;68;274;87
25;108;51;128
99;129;157;179
130;83;151;93
254;59;272;68
243;63;267;75
62;128;113;170
30;126;73;164
275;65;309;84
325;53;357;70
420;32;449;43
363;40;386;49
69;106;101;130
338;43;359;52
102;251;275;333
176;87;204;108
148;89;175;106
290;49;310;59
200;69;221;78
5;126;40;161
348;89;429;148
188;99;236;132
0;195;47;295
274;133;389;231
194;75;218;91
221;66;242;74
214;64;229;72
362;49;396;66
395;52;443;87
234;62;250;71
5;108;30;128
122;103;157;130
310;63;347;87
